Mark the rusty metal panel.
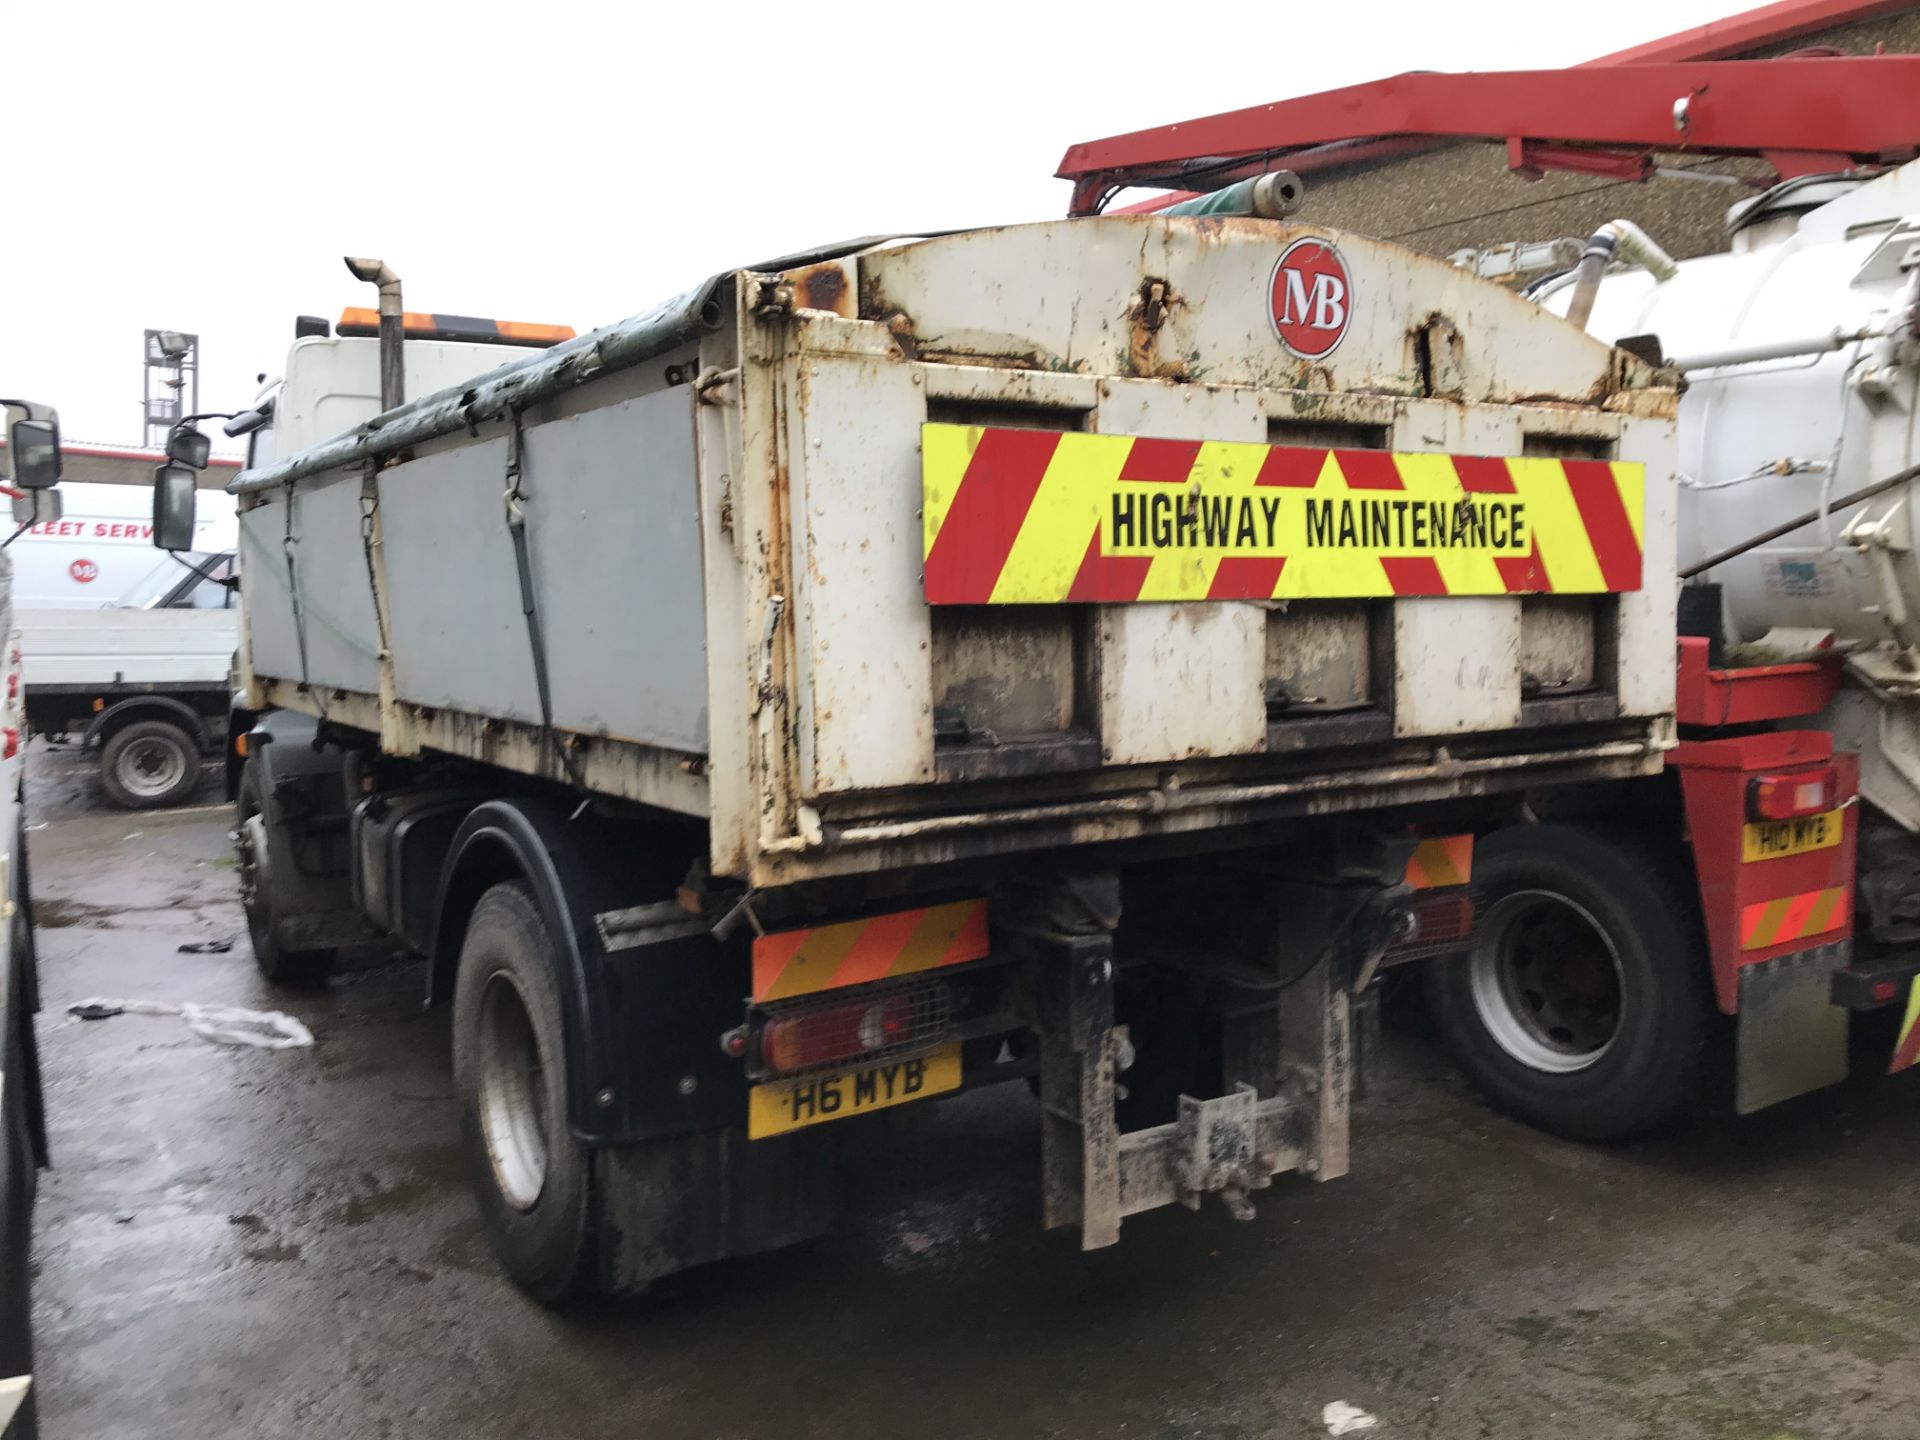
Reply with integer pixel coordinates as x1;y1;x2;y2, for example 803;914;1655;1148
930;607;1077;739
785;350;935;796
858;218;1655;406
1266;603;1372;709
1520;597;1599;694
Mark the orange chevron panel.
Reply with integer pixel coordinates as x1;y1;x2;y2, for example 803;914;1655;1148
752;900;991;1003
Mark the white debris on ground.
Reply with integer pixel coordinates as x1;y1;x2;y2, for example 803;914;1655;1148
66;996;314;1050
1322;1400;1379;1435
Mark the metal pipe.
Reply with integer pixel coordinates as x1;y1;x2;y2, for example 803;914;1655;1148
1160;170;1304;220
1672;324;1878;373
1563;219;1679;332
1680;459;1920;580
344;256;404;412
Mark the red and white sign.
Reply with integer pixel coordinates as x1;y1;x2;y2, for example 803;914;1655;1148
1269;238;1352;361
68;559;98;584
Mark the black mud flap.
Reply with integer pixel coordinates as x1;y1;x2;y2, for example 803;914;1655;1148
598;1128;841;1294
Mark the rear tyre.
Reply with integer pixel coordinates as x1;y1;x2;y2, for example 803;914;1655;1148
453;881;597;1305
234;760;334;988
1427;823;1711;1141
99;719;200;809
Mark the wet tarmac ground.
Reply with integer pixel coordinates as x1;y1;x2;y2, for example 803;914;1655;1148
22;742;1920;1439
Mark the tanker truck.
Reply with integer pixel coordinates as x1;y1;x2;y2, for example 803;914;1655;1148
1385;163;1920;1134
155;221;1684;1303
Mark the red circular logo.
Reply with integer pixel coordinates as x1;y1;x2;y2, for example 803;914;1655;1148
69;559;98;584
1269;238;1353;360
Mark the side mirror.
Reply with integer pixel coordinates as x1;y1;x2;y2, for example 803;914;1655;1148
223;410;267;439
11;490;62;526
166;424;212;470
152;463;199;552
8;417;60;489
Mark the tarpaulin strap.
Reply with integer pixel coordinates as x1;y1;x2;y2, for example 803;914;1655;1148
503;413;587;798
358;464;391;656
281;478;325;719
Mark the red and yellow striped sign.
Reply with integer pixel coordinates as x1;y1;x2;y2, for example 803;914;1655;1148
752;899;990;1003
1405;835;1472;890
1891;982;1920;1075
922;424;1645;604
1740;886;1849;952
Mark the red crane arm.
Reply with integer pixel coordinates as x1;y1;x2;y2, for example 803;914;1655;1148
1057;57;1920;215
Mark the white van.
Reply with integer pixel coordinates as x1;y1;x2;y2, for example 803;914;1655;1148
10;483;236;609
14;483;239;807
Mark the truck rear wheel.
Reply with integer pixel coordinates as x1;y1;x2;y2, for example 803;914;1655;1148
452;881;597;1306
235;761;334;988
99;719;200;809
1427;824;1711;1141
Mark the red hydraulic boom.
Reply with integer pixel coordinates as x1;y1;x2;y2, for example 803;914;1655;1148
1057;56;1920;215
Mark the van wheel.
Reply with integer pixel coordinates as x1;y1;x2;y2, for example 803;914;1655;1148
235;760;333;987
99;719;199;809
1427;824;1711;1141
453;881;598;1305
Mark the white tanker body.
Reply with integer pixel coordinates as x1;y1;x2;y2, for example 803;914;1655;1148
1549;166;1920;659
1556;166;1920;839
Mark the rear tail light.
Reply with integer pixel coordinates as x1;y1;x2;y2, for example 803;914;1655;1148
1750;766;1839;821
4;728;20;760
6;672;17;701
755;981;952;1078
1382;892;1475;963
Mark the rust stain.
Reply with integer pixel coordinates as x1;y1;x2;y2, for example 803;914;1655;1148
790;262;854;318
1126;276;1189;381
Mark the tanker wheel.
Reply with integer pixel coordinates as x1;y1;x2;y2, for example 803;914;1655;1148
1426;823;1712;1141
453;880;598;1306
234;760;334;988
99;719;200;809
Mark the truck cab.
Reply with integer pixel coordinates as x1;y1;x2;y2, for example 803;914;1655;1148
230;310;576;469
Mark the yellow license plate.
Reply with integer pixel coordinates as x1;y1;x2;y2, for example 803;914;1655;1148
747;1043;962;1139
1742;809;1844;863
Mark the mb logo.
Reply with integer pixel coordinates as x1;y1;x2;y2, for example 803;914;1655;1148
1269;238;1353;361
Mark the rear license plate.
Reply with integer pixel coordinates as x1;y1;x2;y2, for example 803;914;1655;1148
747;1043;962;1139
1742;809;1844;863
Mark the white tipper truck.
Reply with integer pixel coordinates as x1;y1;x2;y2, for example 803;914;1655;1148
155;224;1679;1304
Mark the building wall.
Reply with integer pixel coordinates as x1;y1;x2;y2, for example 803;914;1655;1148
1294;10;1920;264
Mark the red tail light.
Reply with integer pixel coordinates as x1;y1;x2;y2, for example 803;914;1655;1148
760;993;915;1076
6;672;16;701
1750;766;1839;821
1382;892;1475;962
4;728;20;760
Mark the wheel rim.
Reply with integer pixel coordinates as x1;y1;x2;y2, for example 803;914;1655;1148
116;735;187;799
1468;889;1625;1074
476;970;549;1211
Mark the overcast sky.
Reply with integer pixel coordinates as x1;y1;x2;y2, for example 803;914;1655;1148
3;0;1745;451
